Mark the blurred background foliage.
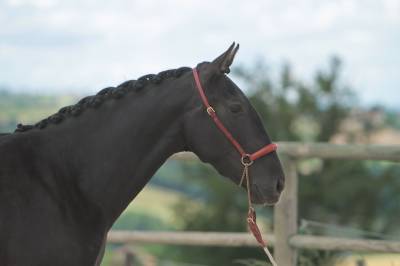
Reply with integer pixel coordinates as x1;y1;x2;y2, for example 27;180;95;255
1;57;399;266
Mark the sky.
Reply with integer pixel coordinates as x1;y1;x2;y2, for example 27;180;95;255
0;0;399;108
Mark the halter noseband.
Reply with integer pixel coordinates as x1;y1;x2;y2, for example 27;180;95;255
192;68;277;165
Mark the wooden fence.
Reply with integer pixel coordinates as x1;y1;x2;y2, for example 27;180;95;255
107;142;400;266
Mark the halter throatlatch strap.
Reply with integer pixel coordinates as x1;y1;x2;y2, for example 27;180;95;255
192;67;278;265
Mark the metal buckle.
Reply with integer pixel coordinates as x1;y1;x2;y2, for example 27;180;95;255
241;154;253;166
206;106;215;116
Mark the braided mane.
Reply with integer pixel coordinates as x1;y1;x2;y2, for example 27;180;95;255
15;67;191;133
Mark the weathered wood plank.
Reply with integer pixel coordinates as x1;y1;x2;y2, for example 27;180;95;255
107;231;400;253
170;143;400;162
274;158;298;266
278;142;400;162
290;235;400;252
107;231;275;247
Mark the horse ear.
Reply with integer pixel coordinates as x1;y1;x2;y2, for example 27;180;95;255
211;42;240;74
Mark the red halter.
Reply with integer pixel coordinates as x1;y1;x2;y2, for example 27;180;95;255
192;68;277;163
192;67;279;265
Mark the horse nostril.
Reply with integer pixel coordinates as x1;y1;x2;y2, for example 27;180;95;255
276;177;284;193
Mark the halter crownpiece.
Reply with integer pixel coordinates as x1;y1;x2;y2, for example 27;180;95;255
192;67;278;266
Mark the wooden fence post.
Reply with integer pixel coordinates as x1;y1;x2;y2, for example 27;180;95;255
124;250;135;266
274;157;298;266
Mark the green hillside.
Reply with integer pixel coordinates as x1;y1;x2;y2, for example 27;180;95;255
0;90;77;133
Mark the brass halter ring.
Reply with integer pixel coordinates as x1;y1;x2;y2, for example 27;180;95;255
206;106;215;116
241;154;253;166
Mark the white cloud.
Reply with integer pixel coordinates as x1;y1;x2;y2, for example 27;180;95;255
0;0;399;108
383;0;400;23
5;0;57;9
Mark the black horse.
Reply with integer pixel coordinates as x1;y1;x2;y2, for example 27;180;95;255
0;44;284;266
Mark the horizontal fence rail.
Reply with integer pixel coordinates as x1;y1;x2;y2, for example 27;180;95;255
107;231;400;253
171;142;400;162
289;235;400;253
108;231;275;247
278;142;400;162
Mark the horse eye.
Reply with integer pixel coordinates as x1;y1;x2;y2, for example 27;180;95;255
229;104;243;113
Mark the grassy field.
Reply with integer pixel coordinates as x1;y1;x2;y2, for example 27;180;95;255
118;184;200;227
0;91;77;132
101;184;201;266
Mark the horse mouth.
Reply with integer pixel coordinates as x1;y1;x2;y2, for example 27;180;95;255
262;197;280;206
251;186;281;206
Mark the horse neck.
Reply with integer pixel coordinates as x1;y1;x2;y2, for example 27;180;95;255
41;78;192;228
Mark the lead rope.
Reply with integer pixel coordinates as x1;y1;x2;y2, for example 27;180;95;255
239;161;278;266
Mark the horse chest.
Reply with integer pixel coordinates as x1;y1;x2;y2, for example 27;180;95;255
0;218;103;266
